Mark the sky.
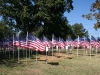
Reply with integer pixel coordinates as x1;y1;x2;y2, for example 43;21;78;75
64;0;100;38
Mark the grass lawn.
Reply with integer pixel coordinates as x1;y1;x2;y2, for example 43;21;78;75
0;49;100;75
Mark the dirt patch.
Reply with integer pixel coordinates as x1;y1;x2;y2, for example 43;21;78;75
38;52;75;62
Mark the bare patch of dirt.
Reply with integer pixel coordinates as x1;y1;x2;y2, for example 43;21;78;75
38;52;75;62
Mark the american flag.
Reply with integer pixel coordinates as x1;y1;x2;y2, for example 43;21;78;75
27;33;36;49
2;38;9;48
65;37;73;46
51;34;58;47
14;36;19;47
42;36;51;48
33;38;45;52
19;36;27;48
83;37;90;50
90;35;96;47
58;37;65;49
97;37;100;42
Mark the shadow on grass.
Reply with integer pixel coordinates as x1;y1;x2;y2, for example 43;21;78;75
0;59;23;67
56;56;62;58
30;57;40;59
38;59;46;61
47;61;59;65
64;57;73;59
0;49;41;67
86;54;95;56
0;49;63;66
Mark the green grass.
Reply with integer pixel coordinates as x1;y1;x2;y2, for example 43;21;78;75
0;49;100;75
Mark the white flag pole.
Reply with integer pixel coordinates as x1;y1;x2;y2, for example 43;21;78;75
77;36;79;57
46;46;48;64
7;36;10;59
26;31;28;64
77;47;78;57
65;45;68;57
35;38;38;61
23;47;25;57
90;35;92;59
58;37;60;56
52;34;54;60
96;45;98;56
13;35;14;60
36;49;38;61
5;37;8;56
52;45;53;60
29;48;30;59
56;45;58;57
16;32;20;63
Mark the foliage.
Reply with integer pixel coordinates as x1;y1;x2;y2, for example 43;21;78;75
82;0;100;30
72;23;89;39
0;21;14;40
0;0;73;38
65;24;76;40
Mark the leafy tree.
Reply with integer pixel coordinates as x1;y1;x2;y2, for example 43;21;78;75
82;0;100;30
65;24;75;40
0;21;14;40
0;0;73;39
72;23;89;39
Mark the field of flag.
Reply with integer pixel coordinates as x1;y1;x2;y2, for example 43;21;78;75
1;32;100;75
1;32;100;51
0;32;100;62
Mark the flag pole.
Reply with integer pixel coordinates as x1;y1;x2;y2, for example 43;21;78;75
2;34;4;57
17;32;20;63
18;43;20;63
26;31;28;65
29;48;30;59
77;47;78;57
66;46;68;57
9;46;10;59
90;35;91;59
52;34;54;60
46;46;48;64
56;45;58;57
4;38;7;57
13;35;15;60
96;46;98;56
23;47;24;57
52;46;53;60
90;45;91;59
26;47;27;64
8;36;10;59
77;36;79;57
36;50;38;61
58;37;60;56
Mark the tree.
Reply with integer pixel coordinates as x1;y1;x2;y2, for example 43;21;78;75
0;0;73;38
64;24;75;40
72;23;89;39
0;21;14;40
82;0;100;30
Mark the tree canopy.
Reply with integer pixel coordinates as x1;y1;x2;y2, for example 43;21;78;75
0;21;14;40
0;0;73;39
82;0;100;30
72;23;89;39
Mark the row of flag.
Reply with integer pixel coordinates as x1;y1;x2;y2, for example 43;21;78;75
0;32;100;52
